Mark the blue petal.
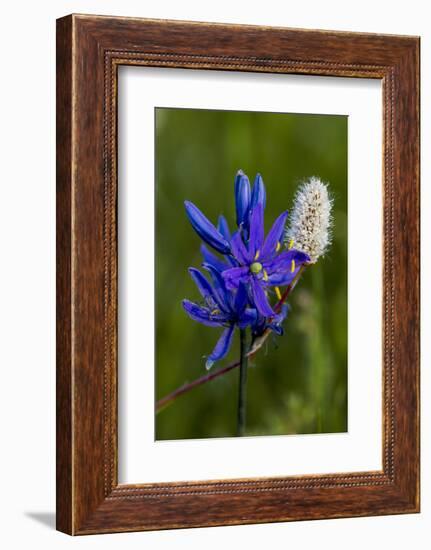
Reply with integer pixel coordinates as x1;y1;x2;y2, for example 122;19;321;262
251;173;266;210
250;276;275;317
230;231;251;264
265;249;309;272
264;249;310;279
184;201;231;255
234;282;248;315
268;305;289;335
272;303;289;324
217;215;237;266
265;251;308;287
267;271;297;286
217;215;231;240
260;210;288;261
182;300;228;327
268;323;284;336
188;268;218;304
202;263;232;313
248;203;264;258
188;268;228;312
200;244;228;273
234;170;251;227
205;325;235;370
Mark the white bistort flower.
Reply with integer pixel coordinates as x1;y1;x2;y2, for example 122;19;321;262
285;177;333;263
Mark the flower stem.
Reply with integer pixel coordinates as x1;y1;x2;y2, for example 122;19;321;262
237;328;249;436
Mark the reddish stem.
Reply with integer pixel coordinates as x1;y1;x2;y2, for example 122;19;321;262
156;360;240;413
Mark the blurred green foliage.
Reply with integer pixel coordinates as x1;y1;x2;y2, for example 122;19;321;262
155;107;347;440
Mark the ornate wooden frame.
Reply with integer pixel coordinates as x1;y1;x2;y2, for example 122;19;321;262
56;14;420;534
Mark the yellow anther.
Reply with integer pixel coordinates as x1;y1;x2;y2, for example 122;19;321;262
290;259;296;273
211;309;220;315
276;241;281;252
254;250;260;260
275;286;282;300
288;238;294;250
263;269;269;282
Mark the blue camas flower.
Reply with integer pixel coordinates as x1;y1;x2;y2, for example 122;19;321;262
182;266;258;370
182;169;310;370
222;203;309;316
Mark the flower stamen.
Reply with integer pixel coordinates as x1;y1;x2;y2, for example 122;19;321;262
290;259;296;273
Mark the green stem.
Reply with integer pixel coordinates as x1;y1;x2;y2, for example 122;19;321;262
237;328;249;436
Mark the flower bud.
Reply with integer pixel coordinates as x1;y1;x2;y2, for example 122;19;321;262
234;170;251;227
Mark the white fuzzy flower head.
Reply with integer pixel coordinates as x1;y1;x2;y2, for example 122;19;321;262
285;177;333;263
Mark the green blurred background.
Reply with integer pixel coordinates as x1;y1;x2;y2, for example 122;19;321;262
155;107;347;440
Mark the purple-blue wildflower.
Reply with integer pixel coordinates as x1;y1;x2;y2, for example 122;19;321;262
222;203;309;316
182;169;309;369
182;266;257;369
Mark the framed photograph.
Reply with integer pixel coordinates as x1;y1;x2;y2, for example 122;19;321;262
56;14;420;534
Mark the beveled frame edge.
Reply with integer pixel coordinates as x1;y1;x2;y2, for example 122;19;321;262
56;14;420;535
